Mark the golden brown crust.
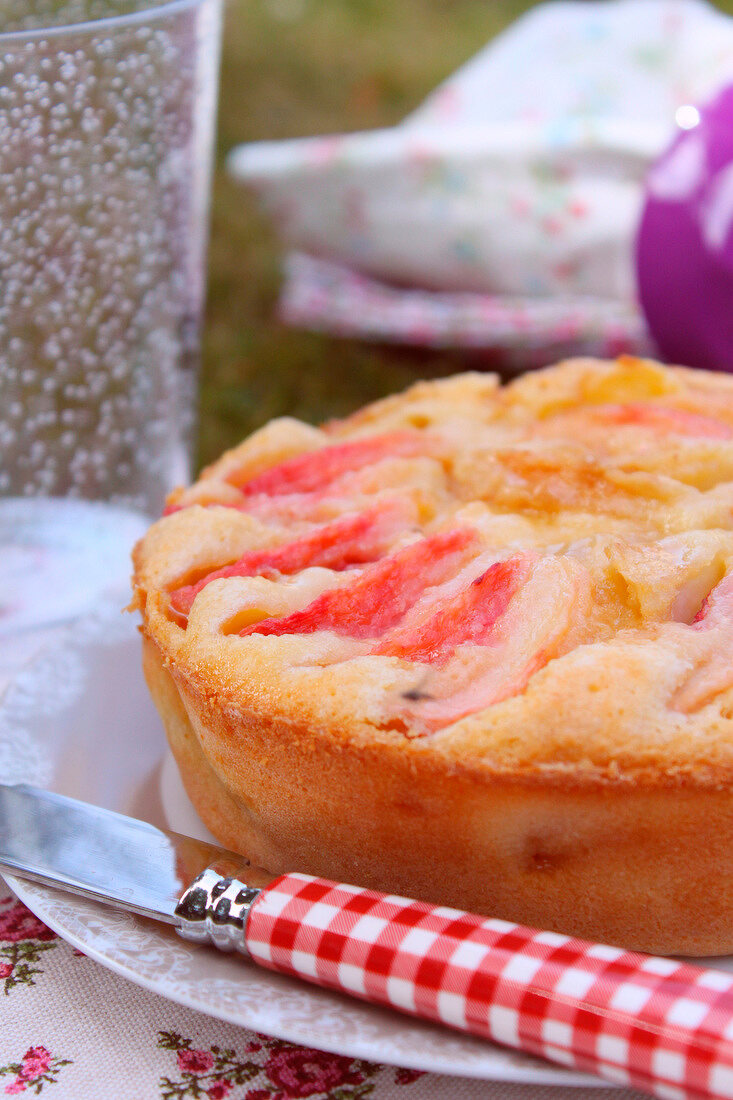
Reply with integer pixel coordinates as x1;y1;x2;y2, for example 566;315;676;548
133;357;733;952
143;638;733;955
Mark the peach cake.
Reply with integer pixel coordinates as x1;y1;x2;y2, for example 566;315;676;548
132;357;733;955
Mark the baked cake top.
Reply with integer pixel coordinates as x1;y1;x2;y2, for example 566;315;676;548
132;357;733;787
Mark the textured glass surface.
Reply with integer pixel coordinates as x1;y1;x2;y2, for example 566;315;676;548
0;0;220;512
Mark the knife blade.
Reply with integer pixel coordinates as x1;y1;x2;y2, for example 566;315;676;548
0;782;270;926
1;782;732;1100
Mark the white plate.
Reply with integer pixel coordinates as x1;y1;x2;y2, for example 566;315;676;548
2;607;730;1084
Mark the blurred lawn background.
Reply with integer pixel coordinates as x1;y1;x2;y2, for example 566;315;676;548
201;0;733;468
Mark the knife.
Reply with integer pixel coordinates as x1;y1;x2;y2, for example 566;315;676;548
1;783;731;1100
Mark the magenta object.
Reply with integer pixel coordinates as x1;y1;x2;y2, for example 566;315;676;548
636;83;733;371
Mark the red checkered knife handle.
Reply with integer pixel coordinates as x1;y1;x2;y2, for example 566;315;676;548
244;873;733;1100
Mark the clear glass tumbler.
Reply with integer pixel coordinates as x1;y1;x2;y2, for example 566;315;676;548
0;0;221;514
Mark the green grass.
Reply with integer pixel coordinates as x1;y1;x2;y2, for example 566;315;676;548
200;0;733;467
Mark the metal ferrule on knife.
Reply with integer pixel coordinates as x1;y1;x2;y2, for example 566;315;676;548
175;868;261;952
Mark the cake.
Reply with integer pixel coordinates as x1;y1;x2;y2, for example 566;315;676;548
132;356;733;955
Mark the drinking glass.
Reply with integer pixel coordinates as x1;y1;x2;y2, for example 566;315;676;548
0;0;221;514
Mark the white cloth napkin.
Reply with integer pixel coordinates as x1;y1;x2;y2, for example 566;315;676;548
229;0;733;354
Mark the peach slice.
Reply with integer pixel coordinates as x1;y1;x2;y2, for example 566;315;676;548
170;499;414;616
541;402;733;444
237;431;430;497
395;556;590;733
241;527;479;640
674;573;733;712
237;453;445;527
373;554;535;664
589;404;732;439
234;489;367;526
692;573;733;626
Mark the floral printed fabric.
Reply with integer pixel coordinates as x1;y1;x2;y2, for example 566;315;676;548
230;0;733;358
278;253;654;367
0;895;58;996
0;879;647;1100
0;1048;71;1095
157;1030;422;1099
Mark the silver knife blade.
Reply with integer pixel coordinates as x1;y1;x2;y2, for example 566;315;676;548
0;783;269;922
